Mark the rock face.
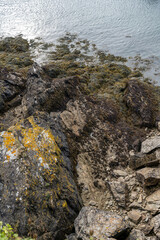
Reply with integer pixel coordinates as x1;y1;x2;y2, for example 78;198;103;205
0;113;81;239
124;79;158;127
0;40;160;240
74;207;130;240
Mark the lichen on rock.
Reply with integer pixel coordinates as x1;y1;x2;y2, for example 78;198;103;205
0;113;81;239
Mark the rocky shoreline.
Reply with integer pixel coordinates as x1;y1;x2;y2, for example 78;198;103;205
0;34;160;240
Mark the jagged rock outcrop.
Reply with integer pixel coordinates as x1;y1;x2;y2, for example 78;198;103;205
0;113;81;239
0;53;159;240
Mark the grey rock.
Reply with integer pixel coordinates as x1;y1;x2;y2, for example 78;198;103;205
129;152;159;170
146;190;160;212
108;181;128;207
0;113;82;239
151;214;160;238
136;167;160;186
74;207;130;240
127;229;146;240
141;136;160;154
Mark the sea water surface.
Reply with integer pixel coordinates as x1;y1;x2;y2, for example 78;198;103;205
0;0;160;58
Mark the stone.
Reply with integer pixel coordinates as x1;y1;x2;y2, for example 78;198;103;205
124;79;158;127
129;152;159;170
141;136;160;154
128;210;142;224
108;181;128;207
156;149;160;159
151;214;160;238
146;190;160;212
136;167;160;186
113;169;128;177
0;113;82;239
137;223;153;235
127;229;146;240
74;207;130;240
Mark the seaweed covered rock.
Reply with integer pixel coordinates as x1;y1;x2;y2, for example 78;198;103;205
124;79;158;127
0;112;81;239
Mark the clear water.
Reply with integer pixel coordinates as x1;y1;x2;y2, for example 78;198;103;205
1;0;160;58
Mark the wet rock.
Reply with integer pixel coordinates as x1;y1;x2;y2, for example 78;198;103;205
108;181;128;207
0;113;81;239
151;214;160;238
124;79;158;127
128;210;142;224
141;136;160;154
113;169;128;177
74;207;130;240
146;190;160;212
136;167;160;186
127;229;146;240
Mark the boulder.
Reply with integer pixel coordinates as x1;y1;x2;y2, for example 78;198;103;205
141;136;160;154
0;113;81;239
146;190;160;212
74;207;130;240
136;167;160;186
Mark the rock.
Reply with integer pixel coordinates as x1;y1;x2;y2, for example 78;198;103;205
137;223;153;235
0;68;25;112
67;233;78;240
129;152;159;170
146;190;160;212
128;210;142;224
113;169;128;177
108;181;128;207
141;136;160;154
151;214;160;238
0;113;81;239
22;64;80;117
136;167;160;186
60;100;86;136
124;79;158;127
156;149;160;159
74;207;130;240
127;229;146;240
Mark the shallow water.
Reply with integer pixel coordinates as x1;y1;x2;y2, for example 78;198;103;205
1;0;160;59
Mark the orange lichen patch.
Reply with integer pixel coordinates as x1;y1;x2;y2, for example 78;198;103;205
2;131;16;151
19;116;62;171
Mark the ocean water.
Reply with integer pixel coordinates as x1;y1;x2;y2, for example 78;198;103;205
0;0;160;59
